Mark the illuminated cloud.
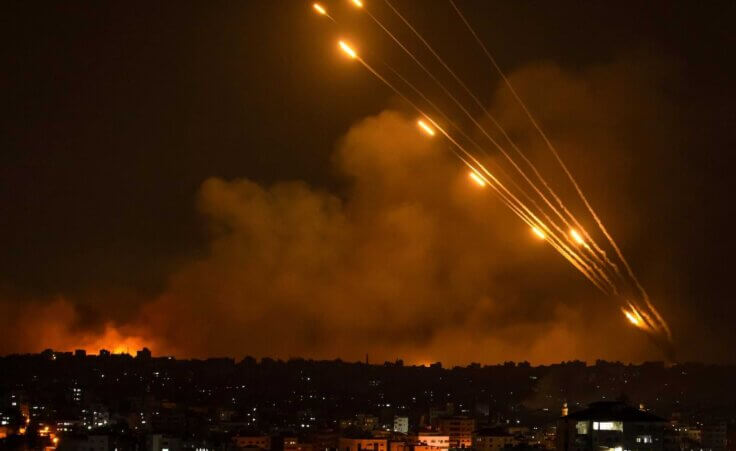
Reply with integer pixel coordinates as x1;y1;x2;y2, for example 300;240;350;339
0;59;682;364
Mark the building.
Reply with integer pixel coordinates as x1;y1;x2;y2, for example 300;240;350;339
276;436;314;451
338;438;387;451
429;405;455;425
701;422;727;451
474;427;518;451
232;435;272;450
392;444;446;451
394;417;410;434
310;430;340;451
82;406;110;430
557;401;667;451
436;417;475;449
408;432;450;451
147;434;183;451
342;415;379;432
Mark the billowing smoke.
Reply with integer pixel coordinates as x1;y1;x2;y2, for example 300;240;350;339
0;58;678;364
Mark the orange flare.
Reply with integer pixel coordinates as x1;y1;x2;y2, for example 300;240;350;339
417;119;435;136
469;171;486;187
338;40;358;59
532;226;546;240
313;3;327;15
570;228;584;245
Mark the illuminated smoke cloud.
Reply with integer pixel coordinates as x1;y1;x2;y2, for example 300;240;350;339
0;59;677;364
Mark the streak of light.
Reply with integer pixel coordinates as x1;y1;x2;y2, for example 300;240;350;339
469;171;486;187
449;0;634;295
570;229;585;245
312;3;336;22
624;310;640;326
532;226;546;240
350;0;364;7
313;3;327;15
622;304;651;333
417;119;436;136
349;53;613;294
381;0;617;281
352;0;587;269
338;40;358;59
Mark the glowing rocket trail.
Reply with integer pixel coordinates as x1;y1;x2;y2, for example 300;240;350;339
366;0;618;285
390;1;621;292
312;3;336;22
447;0;671;342
417;119;436;136
446;0;633;285
532;226;546;240
570;229;585;246
336;43;611;292
366;0;656;332
338;40;358;59
469;171;486;187
345;0;572;254
398;64;609;284
313;3;327;15
341;0;620;292
623;308;641;327
429;118;613;294
326;5;664;339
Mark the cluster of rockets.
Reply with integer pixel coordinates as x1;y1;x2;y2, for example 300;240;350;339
311;0;674;359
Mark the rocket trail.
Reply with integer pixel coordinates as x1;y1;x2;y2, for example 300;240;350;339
430;118;613;294
376;0;619;285
448;0;672;344
327;11;588;278
319;4;614;292
447;0;636;293
394;59;615;289
324;3;669;353
340;44;610;292
312;3;337;22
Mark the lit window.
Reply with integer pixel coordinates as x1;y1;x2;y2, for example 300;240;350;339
576;422;589;435
594;422;623;431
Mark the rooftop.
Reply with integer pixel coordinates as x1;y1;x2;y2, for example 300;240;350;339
564;401;665;423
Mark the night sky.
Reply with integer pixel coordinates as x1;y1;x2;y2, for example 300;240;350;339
2;1;735;363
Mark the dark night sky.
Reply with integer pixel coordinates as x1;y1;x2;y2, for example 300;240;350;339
2;1;735;363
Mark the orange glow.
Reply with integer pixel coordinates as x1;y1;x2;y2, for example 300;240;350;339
338;40;358;59
53;437;59;445
312;3;327;15
350;0;364;7
65;323;152;356
417;119;435;136
624;310;640;326
531;226;546;240
469;171;486;187
570;228;584;245
621;305;650;332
